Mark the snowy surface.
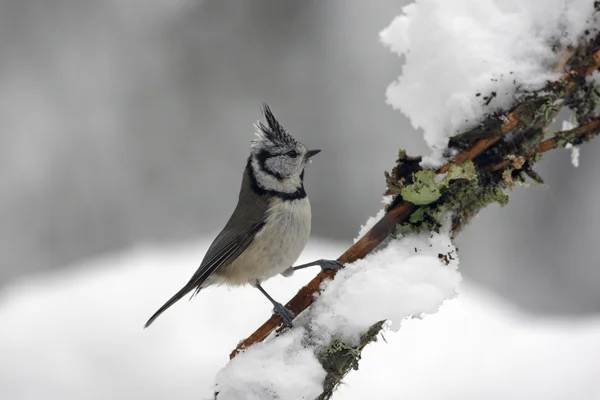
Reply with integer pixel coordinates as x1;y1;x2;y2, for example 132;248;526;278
1;236;599;399
215;327;325;400
337;285;600;400
381;0;596;159
565;142;580;167
563;120;581;167
215;214;460;399
0;239;344;400
310;227;460;345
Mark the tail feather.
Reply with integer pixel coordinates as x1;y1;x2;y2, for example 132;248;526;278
144;284;196;328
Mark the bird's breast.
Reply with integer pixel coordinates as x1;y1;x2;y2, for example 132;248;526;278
259;196;312;255
216;197;312;286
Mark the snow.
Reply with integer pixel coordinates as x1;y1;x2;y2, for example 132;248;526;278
336;284;600;400
213;212;459;398
215;328;325;400
311;224;460;345
381;0;596;160
0;238;599;399
562;120;577;131
216;332;324;400
563;120;581;167
0;239;344;400
565;142;580;167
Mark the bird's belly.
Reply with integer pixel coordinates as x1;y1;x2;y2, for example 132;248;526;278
214;197;311;286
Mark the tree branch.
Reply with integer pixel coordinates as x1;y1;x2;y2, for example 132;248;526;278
485;119;600;172
231;36;600;360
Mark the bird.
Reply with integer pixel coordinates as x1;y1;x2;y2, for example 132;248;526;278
144;104;342;328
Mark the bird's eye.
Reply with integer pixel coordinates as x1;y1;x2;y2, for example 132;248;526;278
286;150;299;158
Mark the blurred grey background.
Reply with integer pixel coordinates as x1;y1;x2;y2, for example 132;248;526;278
1;0;598;315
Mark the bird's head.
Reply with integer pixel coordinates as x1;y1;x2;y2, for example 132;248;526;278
248;104;320;195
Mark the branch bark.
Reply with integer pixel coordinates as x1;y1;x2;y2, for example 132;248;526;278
227;30;600;400
485;119;600;172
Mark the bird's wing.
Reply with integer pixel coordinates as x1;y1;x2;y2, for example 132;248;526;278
186;167;271;291
187;219;265;294
143;215;265;328
144;167;270;328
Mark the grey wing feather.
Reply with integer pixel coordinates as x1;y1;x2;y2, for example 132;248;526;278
188;220;265;296
144;168;270;328
187;168;270;290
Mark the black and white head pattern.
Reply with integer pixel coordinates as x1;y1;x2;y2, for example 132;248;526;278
248;104;310;198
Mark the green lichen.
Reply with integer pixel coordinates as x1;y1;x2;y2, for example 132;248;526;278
512;91;565;132
400;170;440;205
316;321;385;400
446;162;477;181
445;179;509;230
396;204;444;235
539;101;560;123
556;137;569;148
317;339;360;371
409;206;427;224
400;163;477;206
591;83;600;114
395;161;508;235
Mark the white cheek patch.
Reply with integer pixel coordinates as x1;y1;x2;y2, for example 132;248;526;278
251;157;303;194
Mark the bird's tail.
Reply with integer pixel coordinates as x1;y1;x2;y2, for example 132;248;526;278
144;284;197;328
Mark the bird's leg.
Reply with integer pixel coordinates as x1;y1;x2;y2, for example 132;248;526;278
255;282;295;328
292;259;344;272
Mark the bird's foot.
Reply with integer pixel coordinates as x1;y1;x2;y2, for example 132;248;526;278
292;259;345;272
272;302;295;328
318;259;345;272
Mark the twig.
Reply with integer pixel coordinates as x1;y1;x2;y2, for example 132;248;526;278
485;119;600;172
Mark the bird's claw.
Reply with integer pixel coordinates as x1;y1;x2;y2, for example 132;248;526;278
272;302;295;328
319;259;344;272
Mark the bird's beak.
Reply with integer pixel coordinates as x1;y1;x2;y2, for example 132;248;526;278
305;149;321;159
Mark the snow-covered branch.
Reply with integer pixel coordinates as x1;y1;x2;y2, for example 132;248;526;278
217;2;600;399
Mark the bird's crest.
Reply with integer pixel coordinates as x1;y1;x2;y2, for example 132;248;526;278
252;103;298;152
